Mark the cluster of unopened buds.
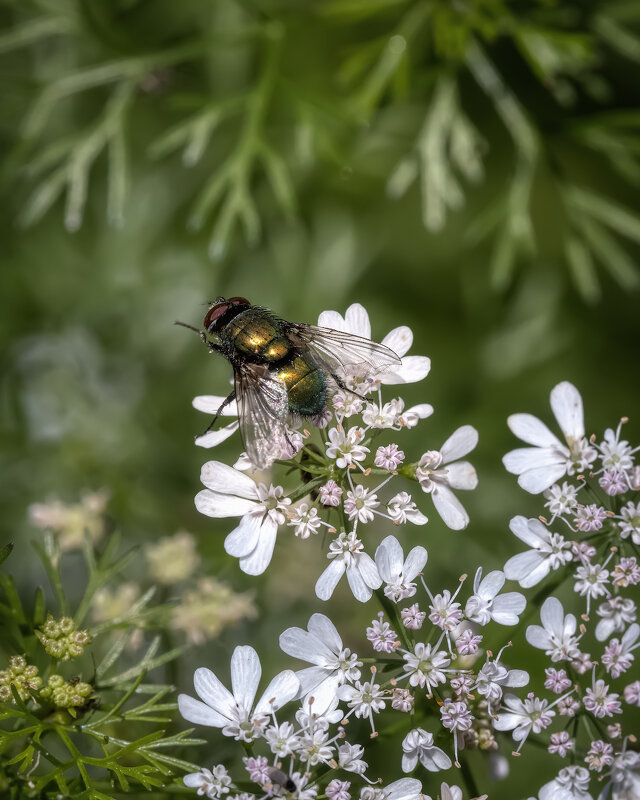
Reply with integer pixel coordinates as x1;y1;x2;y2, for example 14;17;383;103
180;304;639;800
36;615;91;661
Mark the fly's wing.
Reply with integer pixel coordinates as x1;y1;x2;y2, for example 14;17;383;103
234;364;289;469
285;323;401;381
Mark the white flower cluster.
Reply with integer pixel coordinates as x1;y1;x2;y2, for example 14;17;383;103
192;303;478;588
495;381;640;800
179;594;525;800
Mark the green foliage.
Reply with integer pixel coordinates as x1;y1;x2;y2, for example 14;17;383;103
1;0;639;295
0;533;203;799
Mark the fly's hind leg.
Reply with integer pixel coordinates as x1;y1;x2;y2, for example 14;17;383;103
331;372;368;401
198;390;236;438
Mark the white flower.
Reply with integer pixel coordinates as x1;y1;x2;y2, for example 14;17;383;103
288;503;323;539
387;492;428;525
526;597;581;662
375;535;428;603
503;381;597;494
504;516;573;588
401;642;451;692
493;694;556;750
344;485;379;524
416;425;479;530
464;567;526;626
617;501;640;545
574;562;610;614
195;461;291;575
539;765;593;800
362;400;399;429
337;742;368;775
279;613;361;715
264;721;301;757
595;597;637;642
325;427;369;468
184;764;232;798
192;395;240;449
598;422;636;473
602;624;639;678
318;304;430;385
396;400;434;428
544;481;579;520
473;649;529;715
401;728;452;773
178;646;299;742
602;750;640;800
336;680;386;732
316;531;382;602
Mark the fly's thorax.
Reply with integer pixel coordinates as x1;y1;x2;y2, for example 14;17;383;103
223;309;291;362
274;355;326;417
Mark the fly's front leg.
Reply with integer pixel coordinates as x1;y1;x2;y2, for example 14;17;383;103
198;390;237;438
331;372;368;401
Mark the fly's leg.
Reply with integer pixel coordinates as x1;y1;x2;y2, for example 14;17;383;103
198;390;236;438
331;372;368;401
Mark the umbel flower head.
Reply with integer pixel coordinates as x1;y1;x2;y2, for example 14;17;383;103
36;615;91;661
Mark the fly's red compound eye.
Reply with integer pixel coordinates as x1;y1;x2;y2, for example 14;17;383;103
203;297;250;331
203;302;231;330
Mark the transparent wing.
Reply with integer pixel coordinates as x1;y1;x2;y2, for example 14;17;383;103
286;323;401;379
234;364;289;469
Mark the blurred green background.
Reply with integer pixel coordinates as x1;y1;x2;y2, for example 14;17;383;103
1;1;639;796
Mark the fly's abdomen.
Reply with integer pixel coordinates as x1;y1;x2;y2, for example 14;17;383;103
227;312;290;362
275;356;326;417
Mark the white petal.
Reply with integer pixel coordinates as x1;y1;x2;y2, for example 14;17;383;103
404;403;434;420
491;593;526;625
346;563;374;602
193;667;235;719
402;753;418;773
517;462;568;494
503;669;530;688
315;559;345;601
508;516;548;548
503;446;566;475
444;461;478;490
195;421;240;449
403;546;428;581
193;395;238;416
358;553;382;589
344;303;371;338
550;381;584;441
419;747;452;772
184;773;208;788
381;326;413;358
431;485;469;530
300;673;341;715
440;426;478;462
224;513;263;557
254;669;299;715
317;310;347;330
503;550;545;583
540;597;564;633
622;623;640;648
200;461;258;498
230;646;261;714
526;625;550;650
385;778;424;800
406;507;428;525
507;414;562;448
478;570;505;600
295;666;333;697
238;519;277;575
518;559;552;588
493;712;521;732
375;536;404;582
279;628;336;666
178;694;229;727
195;489;257;519
307;613;343;654
383;356;431;385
